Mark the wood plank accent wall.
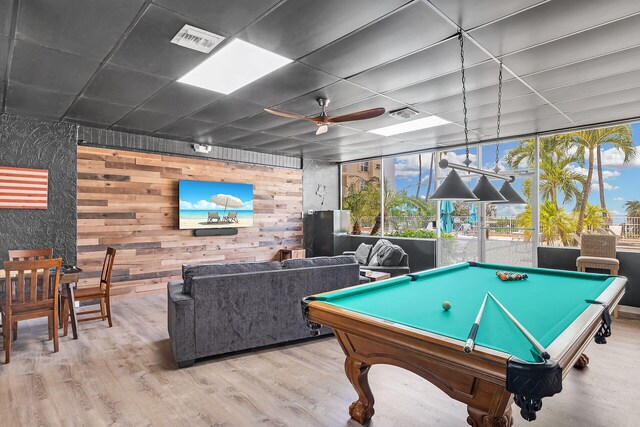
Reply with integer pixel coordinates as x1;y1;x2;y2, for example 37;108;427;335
77;146;303;299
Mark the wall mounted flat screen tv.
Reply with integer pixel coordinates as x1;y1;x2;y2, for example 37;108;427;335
179;180;254;229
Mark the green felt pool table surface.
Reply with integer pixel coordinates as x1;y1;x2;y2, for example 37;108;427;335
314;262;616;362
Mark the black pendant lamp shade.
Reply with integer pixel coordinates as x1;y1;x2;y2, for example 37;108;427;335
496;180;527;204
429;169;478;201
472;175;507;202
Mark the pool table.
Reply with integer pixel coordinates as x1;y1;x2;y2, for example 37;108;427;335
301;262;626;426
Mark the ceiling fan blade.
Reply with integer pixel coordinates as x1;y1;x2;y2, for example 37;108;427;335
326;107;386;123
315;125;329;135
264;108;310;121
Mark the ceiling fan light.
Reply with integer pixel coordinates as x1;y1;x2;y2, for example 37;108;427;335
472;175;507;202
495;181;527;204
316;125;328;135
429;169;478;201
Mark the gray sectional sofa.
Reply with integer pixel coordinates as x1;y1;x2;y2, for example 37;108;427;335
167;255;360;367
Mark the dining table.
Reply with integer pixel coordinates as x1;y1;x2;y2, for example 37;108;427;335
0;266;82;340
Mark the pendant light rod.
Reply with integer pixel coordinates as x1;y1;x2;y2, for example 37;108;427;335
439;159;515;183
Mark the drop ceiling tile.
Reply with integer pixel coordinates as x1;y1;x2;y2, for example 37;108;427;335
239;0;409;59
415;81;535;115
315;132;382;147
502;14;640;76
5;83;75;119
228;111;292;132
386;61;513;105
16;0;144;59
430;0;544;30
437;93;547;123
140;82;224;116
114;109;180;132
293;126;362;143
65;97;134;125
555;86;640;115
232;62;337;107
84;64;170;106
153;0;281;35
155;117;219;138
0;0;12;36
189;96;264;124
470;0;640;57
10;40;101;94
391;123;465;142
465;105;560;130
194;125;253;143
274;81;377;117
474;115;570;137
570;100;640;124
301;2;453;78
219;132;281;147
109;5;217;79
522;45;640;92
350;38;489;94
540;69;640;104
262;119;315;138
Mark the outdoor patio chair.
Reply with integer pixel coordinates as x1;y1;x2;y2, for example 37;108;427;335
207;212;221;223
225;212;239;223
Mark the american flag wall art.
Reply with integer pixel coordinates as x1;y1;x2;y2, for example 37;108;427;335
0;166;49;209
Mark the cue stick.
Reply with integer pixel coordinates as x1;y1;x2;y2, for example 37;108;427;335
487;292;550;360
464;293;489;354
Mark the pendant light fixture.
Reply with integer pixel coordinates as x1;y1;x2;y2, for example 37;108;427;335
430;32;478;201
491;62;526;205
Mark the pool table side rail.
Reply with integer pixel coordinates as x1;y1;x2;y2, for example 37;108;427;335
546;275;626;376
305;298;513;376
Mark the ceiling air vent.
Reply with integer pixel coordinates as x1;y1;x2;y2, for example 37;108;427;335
389;107;419;120
171;24;225;54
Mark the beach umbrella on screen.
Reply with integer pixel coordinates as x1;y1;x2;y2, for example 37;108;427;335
211;194;244;211
469;203;477;223
440;200;454;233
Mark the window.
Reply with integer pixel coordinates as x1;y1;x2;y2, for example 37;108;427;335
341;159;382;235
533;122;639;250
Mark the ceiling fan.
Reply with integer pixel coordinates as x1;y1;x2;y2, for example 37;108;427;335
264;98;385;135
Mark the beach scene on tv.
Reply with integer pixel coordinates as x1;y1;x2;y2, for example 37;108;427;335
179;180;254;229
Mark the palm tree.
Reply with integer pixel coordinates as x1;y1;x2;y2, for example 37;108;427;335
583;204;609;232
517;201;576;246
563;126;634;232
624;200;640;218
506;136;584;209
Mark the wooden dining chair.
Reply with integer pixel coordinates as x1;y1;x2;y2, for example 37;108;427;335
63;247;116;334
4;248;54;341
1;258;62;363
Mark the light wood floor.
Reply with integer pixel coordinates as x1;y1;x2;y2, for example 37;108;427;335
1;295;639;426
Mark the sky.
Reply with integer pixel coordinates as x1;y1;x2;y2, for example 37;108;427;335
390;121;640;220
179;180;254;211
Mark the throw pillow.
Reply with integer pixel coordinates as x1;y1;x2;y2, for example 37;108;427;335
354;243;372;265
377;244;405;266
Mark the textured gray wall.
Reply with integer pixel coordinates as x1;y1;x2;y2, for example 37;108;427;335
302;159;340;212
0;114;77;264
302;159;340;256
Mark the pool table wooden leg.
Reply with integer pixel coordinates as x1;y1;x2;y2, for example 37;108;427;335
467;405;513;427
574;353;590;369
344;356;375;424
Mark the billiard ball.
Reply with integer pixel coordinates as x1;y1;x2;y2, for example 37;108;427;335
442;301;452;311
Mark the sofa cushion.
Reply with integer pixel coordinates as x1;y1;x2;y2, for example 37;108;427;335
182;261;282;294
354;243;372;265
377;244;406;266
282;255;357;269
